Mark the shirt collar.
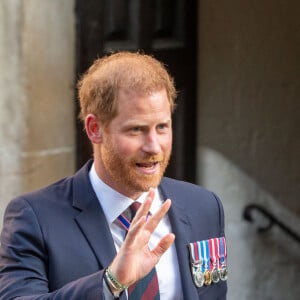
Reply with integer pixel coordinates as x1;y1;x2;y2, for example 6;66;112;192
89;163;161;224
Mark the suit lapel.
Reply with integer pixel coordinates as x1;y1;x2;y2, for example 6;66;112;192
159;178;199;299
72;161;117;268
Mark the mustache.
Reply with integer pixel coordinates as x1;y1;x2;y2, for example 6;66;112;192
137;154;165;162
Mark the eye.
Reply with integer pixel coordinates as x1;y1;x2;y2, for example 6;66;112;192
132;127;141;132
157;123;168;131
130;126;142;134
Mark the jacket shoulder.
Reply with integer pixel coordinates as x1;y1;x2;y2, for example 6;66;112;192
160;177;217;199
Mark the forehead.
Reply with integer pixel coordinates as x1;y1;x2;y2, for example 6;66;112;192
111;88;171;124
119;88;170;110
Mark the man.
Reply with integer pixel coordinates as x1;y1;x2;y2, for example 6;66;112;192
0;52;227;299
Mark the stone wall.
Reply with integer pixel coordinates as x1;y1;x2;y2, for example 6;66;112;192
0;0;75;224
197;1;300;299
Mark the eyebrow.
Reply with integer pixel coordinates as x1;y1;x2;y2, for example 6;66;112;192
124;118;171;127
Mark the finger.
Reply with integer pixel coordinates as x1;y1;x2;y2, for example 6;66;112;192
151;233;175;260
124;216;148;245
131;188;155;224
145;199;172;233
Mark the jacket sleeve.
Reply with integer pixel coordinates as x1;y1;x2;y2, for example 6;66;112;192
0;197;104;300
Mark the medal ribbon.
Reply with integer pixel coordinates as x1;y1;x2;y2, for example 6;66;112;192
222;236;227;266
216;237;221;269
189;242;204;273
200;241;205;273
201;240;209;272
209;238;216;271
219;237;227;266
194;242;199;261
206;240;211;271
213;238;219;270
188;243;197;262
222;237;227;258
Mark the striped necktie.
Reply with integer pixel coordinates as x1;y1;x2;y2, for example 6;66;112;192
117;202;160;300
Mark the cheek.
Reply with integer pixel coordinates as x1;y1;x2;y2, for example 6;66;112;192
161;134;172;151
115;137;142;156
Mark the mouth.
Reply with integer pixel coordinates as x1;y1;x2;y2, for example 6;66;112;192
136;161;160;174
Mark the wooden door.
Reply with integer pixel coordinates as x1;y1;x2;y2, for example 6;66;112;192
75;0;197;182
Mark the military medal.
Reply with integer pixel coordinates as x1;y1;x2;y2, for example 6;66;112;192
189;242;205;287
203;269;212;286
193;242;205;287
220;265;228;281
193;259;204;288
209;238;220;283
218;237;228;281
202;240;212;286
189;237;227;287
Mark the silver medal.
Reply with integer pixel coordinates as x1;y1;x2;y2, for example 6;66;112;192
193;267;204;287
220;265;228;281
211;267;220;283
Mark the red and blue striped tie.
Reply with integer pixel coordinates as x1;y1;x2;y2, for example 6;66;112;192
118;202;160;300
128;267;160;300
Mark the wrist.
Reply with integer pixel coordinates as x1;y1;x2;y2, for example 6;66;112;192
104;267;129;297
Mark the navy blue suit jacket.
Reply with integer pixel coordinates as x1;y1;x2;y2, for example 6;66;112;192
0;160;227;299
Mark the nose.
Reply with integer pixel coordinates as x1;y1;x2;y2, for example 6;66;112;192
142;130;161;155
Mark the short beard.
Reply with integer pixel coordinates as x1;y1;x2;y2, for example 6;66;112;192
101;139;171;196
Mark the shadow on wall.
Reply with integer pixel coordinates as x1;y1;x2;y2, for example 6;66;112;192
197;146;300;300
197;95;300;216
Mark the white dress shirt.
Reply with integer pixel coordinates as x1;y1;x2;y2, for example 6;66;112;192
89;163;183;299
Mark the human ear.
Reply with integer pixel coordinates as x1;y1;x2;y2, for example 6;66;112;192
85;114;103;144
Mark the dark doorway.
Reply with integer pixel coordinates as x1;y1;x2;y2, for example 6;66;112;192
75;0;197;183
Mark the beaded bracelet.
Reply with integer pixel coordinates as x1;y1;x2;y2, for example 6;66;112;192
105;267;129;292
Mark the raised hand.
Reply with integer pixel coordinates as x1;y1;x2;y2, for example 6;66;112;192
108;188;175;288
